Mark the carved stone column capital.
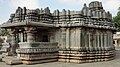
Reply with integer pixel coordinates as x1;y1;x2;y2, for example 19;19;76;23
24;27;36;32
9;28;16;35
24;27;37;42
61;27;66;30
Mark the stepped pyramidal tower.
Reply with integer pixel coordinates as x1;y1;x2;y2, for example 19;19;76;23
0;1;116;64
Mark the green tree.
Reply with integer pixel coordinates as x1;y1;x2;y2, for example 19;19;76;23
0;29;10;36
113;7;120;31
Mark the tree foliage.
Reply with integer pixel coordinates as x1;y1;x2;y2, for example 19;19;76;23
0;29;10;36
113;7;120;31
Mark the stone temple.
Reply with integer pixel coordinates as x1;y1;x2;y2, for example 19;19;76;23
0;1;116;64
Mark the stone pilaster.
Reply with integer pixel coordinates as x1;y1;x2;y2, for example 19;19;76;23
75;28;81;50
89;33;94;51
70;28;76;49
61;28;66;49
97;34;100;50
94;34;97;50
110;32;114;49
81;30;85;50
101;34;103;50
66;28;70;49
107;33;109;50
85;33;89;51
104;34;107;50
88;33;90;51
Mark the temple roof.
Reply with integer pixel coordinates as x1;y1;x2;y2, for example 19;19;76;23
0;1;116;30
1;21;54;28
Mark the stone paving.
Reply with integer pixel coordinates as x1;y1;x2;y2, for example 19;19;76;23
0;50;119;67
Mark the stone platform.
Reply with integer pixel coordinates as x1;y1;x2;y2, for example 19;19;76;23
16;42;58;65
0;50;120;67
59;49;115;63
2;56;22;65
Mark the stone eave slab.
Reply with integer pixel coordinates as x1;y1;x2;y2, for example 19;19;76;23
0;21;55;28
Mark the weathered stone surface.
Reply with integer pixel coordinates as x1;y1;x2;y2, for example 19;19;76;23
2;56;22;65
0;43;10;52
16;42;58;64
58;50;115;63
18;42;58;48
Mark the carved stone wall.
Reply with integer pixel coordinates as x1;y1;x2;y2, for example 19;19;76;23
16;42;58;64
57;27;115;63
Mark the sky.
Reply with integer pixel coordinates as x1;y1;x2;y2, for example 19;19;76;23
0;0;120;24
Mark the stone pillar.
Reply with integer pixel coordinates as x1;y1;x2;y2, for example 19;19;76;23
20;32;24;42
114;40;117;48
24;27;36;42
49;30;54;42
27;31;36;42
10;29;17;56
118;40;120;48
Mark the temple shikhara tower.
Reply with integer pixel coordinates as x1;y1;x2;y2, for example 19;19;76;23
0;1;116;64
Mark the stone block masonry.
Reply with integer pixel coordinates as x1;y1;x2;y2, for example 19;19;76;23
16;42;58;64
58;28;115;63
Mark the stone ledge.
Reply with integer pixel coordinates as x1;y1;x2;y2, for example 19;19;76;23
2;56;22;65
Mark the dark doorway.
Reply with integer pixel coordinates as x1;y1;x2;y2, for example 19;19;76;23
42;35;48;42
